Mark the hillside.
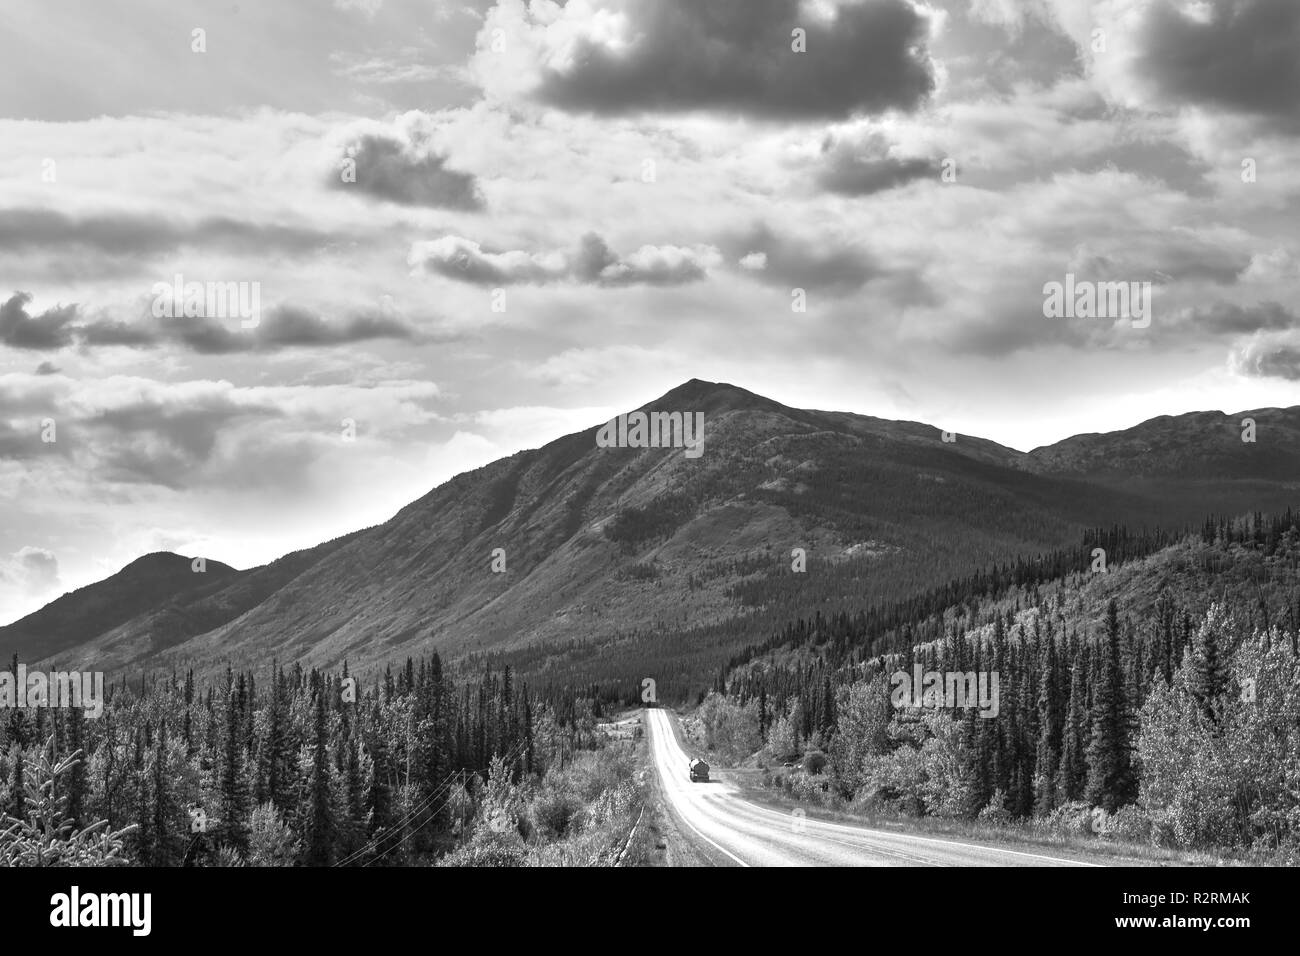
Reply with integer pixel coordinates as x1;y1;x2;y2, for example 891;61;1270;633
706;509;1300;860
0;552;238;662
7;380;1299;685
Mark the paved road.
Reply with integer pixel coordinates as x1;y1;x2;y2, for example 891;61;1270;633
646;707;1100;867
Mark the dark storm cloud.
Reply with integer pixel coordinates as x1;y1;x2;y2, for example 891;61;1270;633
0;209;333;256
724;224;882;295
1189;301;1297;336
0;292;77;349
533;0;935;119
817;131;936;195
3;292;420;354
329;132;485;209
1141;0;1300;130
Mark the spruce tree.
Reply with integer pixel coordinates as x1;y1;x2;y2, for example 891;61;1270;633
64;706;87;830
366;703;393;845
7;747;26;821
152;719;182;865
1033;633;1059;816
1189;604;1231;724
305;674;334;865
1085;599;1136;812
1057;644;1088;803
218;668;250;853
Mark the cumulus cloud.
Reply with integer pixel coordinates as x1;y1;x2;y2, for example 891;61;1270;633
0;292;77;349
966;0;1056;33
1149;300;1300;347
475;0;936;119
408;232;721;286
0;293;424;355
817;129;937;195
326;113;485;209
1003;1;1300;133
2;546;62;596
1230;328;1300;380
722;223;883;294
1187;301;1299;336
0;373;445;489
1140;0;1300;129
0;208;331;256
1241;248;1300;282
335;0;383;17
119;306;422;354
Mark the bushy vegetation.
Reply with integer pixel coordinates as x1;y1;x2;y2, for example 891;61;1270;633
0;654;639;867
718;510;1300;860
0;741;136;865
437;745;646;867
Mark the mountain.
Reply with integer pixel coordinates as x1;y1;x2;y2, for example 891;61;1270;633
0;552;237;663
7;380;1299;685
1027;406;1300;481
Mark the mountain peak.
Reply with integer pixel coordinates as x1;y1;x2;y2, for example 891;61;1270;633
121;551;194;572
643;379;788;415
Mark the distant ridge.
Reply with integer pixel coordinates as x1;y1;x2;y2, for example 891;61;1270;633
5;381;1297;683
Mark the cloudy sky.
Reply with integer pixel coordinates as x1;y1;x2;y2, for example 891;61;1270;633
1;0;1298;620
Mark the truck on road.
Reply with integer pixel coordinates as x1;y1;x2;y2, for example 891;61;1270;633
688;758;710;783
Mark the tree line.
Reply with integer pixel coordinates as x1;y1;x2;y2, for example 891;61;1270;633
1;656;611;866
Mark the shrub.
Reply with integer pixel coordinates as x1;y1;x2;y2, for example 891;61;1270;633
530;787;583;839
978;789;1012;825
1109;804;1153;844
1043;801;1094;837
437;829;526;868
803;750;828;775
247;802;298;866
0;741;136;867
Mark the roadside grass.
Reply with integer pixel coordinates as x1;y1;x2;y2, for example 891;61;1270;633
438;735;651;867
718;772;1225;866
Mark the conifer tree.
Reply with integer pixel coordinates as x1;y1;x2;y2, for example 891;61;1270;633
1057;645;1088;803
1085;600;1136;811
305;674;334;866
64;706;87;830
1033;634;1060;815
218;668;250;853
1189;603;1231;724
6;748;26;821
151;720;182;866
366;703;393;845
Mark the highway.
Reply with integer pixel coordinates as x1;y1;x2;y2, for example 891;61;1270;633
646;707;1100;867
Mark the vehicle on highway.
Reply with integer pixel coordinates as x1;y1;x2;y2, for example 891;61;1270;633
688;757;710;782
